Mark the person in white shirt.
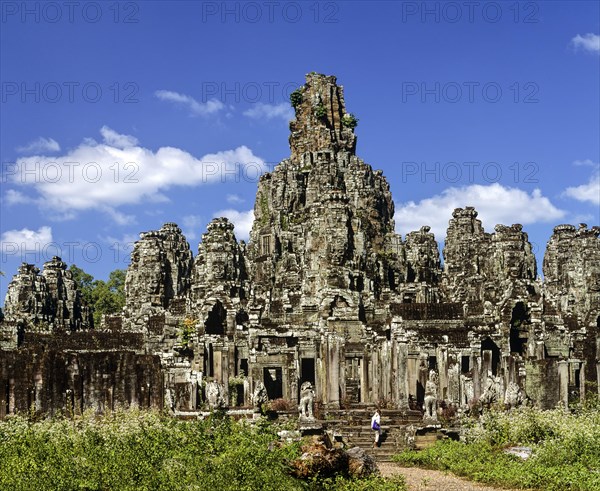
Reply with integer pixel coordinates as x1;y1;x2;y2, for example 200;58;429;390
371;408;381;447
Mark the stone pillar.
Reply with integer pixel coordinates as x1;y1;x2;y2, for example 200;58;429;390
34;373;43;412
597;362;600;398
437;347;448;401
407;354;418;403
214;348;223;383
371;346;381;404
396;341;409;409
579;362;586;402
8;378;15;414
361;347;369;403
558;361;569;409
381;341;392;402
326;335;342;408
472;351;481;399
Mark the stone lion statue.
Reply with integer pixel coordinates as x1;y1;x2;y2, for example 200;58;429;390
252;381;268;413
423;370;438;422
504;382;525;410
480;372;501;408
298;381;315;419
206;380;226;410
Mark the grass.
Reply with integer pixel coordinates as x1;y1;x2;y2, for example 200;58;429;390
0;409;406;491
394;404;600;491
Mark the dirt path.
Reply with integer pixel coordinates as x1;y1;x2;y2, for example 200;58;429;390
378;463;514;491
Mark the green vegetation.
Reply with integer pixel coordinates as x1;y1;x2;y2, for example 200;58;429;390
70;265;126;326
0;410;406;491
394;405;600;491
342;113;359;129
314;104;327;119
290;89;303;109
178;317;197;346
259;193;270;226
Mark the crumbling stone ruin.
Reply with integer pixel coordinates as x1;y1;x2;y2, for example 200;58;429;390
1;73;599;419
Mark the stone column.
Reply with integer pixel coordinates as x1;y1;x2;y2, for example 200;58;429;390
380;341;392;402
0;381;6;419
579;362;586;402
558;361;569;409
361;347;369;403
437;347;448;401
471;351;481;399
396;341;409;409
407;353;418;404
8;378;15;414
325;334;342;408
597;361;600;398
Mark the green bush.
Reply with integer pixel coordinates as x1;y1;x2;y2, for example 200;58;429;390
314;104;327;119
394;406;600;491
342;113;359;129
0;410;406;490
0;410;303;491
290;89;303;109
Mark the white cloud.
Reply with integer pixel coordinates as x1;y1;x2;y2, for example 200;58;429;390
3;190;33;205
16;137;60;154
99;126;139;148
226;194;244;204
213;209;254;241
181;214;204;241
395;184;566;239
563;164;600;206
155;90;225;116
243;102;294;121
9;127;267;224
571;33;600;54
1;226;53;257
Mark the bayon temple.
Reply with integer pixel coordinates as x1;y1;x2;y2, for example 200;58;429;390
1;73;599;419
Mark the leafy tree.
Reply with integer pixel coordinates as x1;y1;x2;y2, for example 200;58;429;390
68;264;94;304
69;264;126;326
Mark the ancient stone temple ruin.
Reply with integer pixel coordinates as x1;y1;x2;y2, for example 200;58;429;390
1;73;599;418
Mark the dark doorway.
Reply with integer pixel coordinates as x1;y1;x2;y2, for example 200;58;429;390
301;358;315;385
205;302;226;335
481;338;500;375
205;344;214;377
510;302;529;353
263;367;283;399
345;357;361;404
239;359;248;377
461;356;470;373
416;381;425;405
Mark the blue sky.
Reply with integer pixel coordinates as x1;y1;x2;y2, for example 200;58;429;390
1;1;599;304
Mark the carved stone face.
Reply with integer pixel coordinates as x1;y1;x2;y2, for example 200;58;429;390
145;263;164;295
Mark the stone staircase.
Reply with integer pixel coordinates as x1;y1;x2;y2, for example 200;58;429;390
414;431;444;451
322;408;423;462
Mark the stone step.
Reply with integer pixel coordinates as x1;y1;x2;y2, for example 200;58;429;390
415;435;439;441
361;446;399;463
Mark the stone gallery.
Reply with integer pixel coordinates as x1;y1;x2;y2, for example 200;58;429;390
1;73;599;418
